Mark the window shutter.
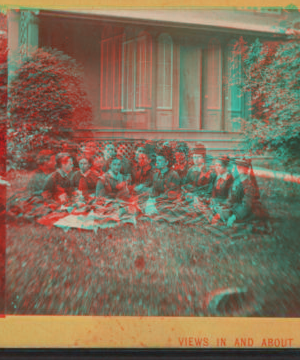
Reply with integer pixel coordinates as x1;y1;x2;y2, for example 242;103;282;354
207;39;221;110
157;41;164;108
136;33;152;108
228;41;242;112
100;38;113;110
122;40;135;111
157;34;173;109
113;35;123;109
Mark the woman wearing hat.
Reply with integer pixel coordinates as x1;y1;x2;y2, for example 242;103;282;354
172;142;190;183
144;144;181;216
182;143;216;202
208;155;234;224
210;156;264;226
150;144;180;199
211;155;234;199
131;152;155;194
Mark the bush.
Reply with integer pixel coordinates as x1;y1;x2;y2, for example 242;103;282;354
238;27;300;171
8;47;92;169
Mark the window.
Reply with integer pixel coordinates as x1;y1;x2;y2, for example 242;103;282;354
206;38;221;110
100;32;123;110
122;32;152;111
157;34;173;110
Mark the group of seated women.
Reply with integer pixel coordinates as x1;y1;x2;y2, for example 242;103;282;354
25;140;265;227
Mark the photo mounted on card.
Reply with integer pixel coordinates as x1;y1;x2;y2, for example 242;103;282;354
0;1;300;348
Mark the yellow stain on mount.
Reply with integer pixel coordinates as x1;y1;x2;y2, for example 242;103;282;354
1;0;299;9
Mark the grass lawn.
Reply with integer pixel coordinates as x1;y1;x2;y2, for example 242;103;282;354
5;170;300;316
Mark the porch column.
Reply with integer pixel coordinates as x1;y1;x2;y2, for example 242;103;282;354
19;10;39;57
7;9;20;83
27;10;39;53
7;9;39;82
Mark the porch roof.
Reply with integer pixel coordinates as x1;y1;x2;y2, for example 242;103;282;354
40;9;294;35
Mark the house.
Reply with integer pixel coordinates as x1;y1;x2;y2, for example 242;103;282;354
7;8;298;155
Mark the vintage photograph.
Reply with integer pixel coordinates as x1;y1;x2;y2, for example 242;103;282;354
2;7;300;317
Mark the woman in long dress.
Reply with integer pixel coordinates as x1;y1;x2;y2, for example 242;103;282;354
212;156;266;227
42;152;74;203
151;145;180;199
90;152;105;179
182;143;216;202
102;143;116;173
208;155;234;224
116;141;132;182
145;144;181;218
71;154;102;202
26;150;56;196
131;147;155;192
95;156;130;200
172;142;190;183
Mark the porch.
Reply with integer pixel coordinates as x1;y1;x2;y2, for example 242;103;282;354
8;9;291;154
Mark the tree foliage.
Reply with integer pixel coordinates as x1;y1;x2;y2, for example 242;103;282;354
238;30;300;170
0;15;7;173
8;47;92;169
0;13;7;116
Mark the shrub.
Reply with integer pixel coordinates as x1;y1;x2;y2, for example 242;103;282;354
238;23;300;171
8;47;92;169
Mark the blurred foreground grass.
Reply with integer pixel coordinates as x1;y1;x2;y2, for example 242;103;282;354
6;214;300;316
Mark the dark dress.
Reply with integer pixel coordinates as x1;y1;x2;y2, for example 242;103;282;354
151;168;181;200
7;170;53;221
131;161;155;187
96;171;130;200
172;162;189;184
43;170;73;201
227;178;253;220
215;174;267;225
103;157;131;178
227;176;266;221
141;168;183;221
70;170;83;190
71;169;99;198
211;172;234;204
182;166;217;198
120;156;132;177
26;170;51;196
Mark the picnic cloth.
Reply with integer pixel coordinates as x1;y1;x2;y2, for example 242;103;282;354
7;189;272;241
